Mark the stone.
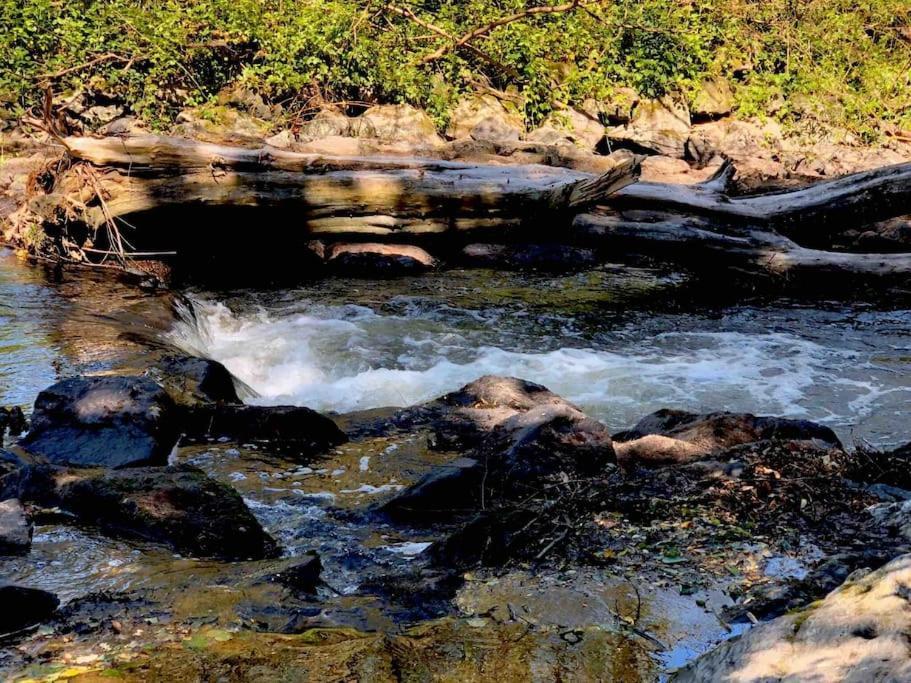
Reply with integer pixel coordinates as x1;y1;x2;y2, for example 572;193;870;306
3;464;279;560
0;584;59;635
355;104;443;146
0;447;29;477
446;95;524;142
675;554;911;682
460;243;599;272
525;125;575;146
381;378;614;520
0;498;32;554
260;552;322;593
606;97;691;158
691;77;734;120
0;405;27;443
639;155;720;184
20;376;179;468
598;88;640;125
146;355;240;408
326;243;437;276
98;116;147;136
181;404;347;457
613;409;841;467
537;107;605;150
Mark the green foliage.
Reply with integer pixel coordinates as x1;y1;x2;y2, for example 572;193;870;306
0;0;909;136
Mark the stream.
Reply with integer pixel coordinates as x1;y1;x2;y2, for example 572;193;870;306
3;246;911;678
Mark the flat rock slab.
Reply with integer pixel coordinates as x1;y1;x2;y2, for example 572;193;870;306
20;376;179;468
0;498;32;554
675;553;911;681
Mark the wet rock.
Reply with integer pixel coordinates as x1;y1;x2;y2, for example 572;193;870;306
20;376;179;468
691;77;734;121
0;447;29;477
0;584;59;635
0;406;27;443
460;243;599;272
146;355;240;408
606;97;691;158
260;552;322;593
326;243;436;276
614;409;841;467
3;464;278;560
380;457;483;519
181;404;347;457
383;381;614;520
355;104;443;147
0;498;31;554
446;94;524;142
675;553;911;682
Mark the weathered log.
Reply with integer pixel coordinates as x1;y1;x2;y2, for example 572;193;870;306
43;135;638;233
610;160;911;237
573;210;911;282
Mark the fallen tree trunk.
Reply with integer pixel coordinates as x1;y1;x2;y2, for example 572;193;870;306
610;160;911;238
37;135;637;234
573;210;911;284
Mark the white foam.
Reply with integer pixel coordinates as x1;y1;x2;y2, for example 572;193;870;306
167;296;906;437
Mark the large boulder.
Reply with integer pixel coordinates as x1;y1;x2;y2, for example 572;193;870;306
691;77;734;121
0;584;59;635
382;377;615;519
145;355;240;408
355;104;443;147
606;97;691;158
20;376;179;468
182;404;347;457
326;242;436;277
446;95;524;142
2;464;278;560
0;498;32;554
534;106;604;150
674;554;911;681
613;409;842;467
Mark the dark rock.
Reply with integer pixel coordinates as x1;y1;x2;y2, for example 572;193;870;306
20;376;179;468
613;409;841;467
260;552;322;593
382;378;615;521
3;464;278;560
381;457;483;520
146;355;240;408
0;406;27;443
0;498;32;555
182;404;347;457
429;509;539;568
460;243;599;272
326;243;436;277
0;447;30;478
0;584;59;635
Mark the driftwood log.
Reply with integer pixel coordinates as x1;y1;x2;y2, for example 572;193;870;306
23;134;911;288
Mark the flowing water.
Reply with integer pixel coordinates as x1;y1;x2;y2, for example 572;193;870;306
3;248;911;678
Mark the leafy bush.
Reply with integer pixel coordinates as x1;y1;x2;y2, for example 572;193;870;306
1;0;908;136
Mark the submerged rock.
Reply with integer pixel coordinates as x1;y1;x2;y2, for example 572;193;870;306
0;498;32;554
182;404;347;457
460;243;599;272
146;355;240;408
675;553;911;681
0;584;59;635
20;376;179;468
2;464;278;560
613;409;841;467
326;243;437;276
